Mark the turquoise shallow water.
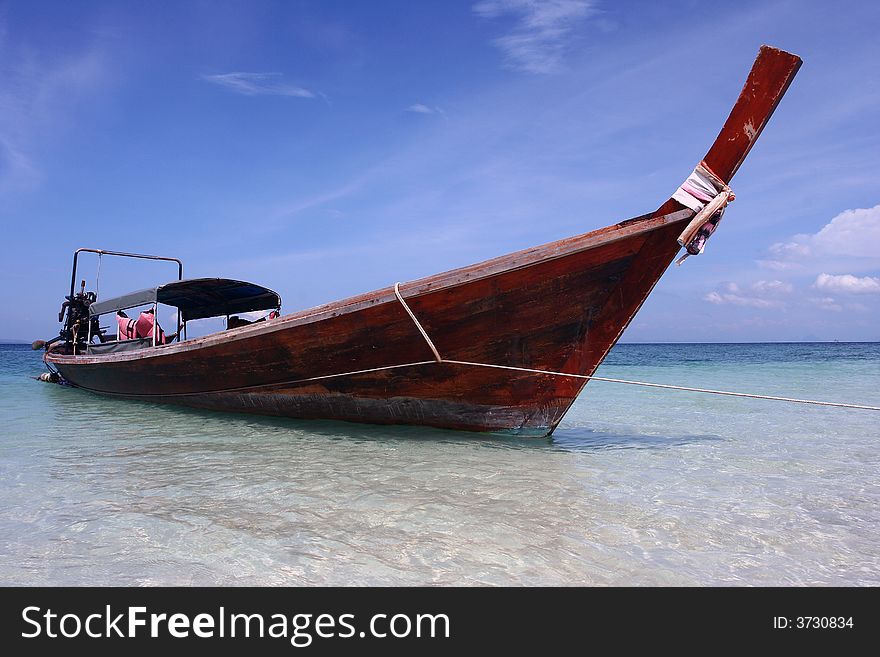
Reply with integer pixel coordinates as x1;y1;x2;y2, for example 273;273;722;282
1;342;878;585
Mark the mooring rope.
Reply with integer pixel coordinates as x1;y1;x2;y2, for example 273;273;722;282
440;360;880;411
391;283;880;412
394;282;442;362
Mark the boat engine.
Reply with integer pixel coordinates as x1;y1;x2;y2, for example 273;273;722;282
57;280;102;349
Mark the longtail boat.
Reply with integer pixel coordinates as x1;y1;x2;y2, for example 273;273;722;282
39;46;802;436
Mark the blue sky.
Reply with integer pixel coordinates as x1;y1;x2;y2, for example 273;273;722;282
1;0;878;342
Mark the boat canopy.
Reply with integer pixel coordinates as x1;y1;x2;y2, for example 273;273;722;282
89;278;281;321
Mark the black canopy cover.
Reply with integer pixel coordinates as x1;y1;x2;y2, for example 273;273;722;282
89;278;281;321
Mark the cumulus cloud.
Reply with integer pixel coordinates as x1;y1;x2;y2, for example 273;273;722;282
473;0;596;74
703;281;788;308
201;72;315;98
814;273;880;295
762;204;880;269
812;205;880;258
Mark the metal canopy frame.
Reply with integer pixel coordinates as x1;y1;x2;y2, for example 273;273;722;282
71;248;184;349
70;248;184;301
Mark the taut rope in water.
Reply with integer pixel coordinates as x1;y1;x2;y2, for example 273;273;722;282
388;282;880;412
439;360;880;411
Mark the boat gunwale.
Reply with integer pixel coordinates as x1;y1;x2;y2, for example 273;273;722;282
46;207;693;366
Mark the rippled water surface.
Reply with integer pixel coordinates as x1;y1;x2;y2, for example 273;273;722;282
1;342;878;585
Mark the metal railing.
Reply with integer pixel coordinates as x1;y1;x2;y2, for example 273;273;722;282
71;248;184;350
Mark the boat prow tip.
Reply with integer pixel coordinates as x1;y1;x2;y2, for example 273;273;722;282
759;43;803;65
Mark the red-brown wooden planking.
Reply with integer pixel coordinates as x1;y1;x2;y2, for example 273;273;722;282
48;47;802;436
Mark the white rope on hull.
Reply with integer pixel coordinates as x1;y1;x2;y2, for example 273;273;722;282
274;356;880;412
394;282;442;362
388;283;880;412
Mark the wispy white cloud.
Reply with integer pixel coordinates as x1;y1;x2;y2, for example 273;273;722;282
808;296;843;312
405;103;444;115
273;175;370;223
473;0;596;74
809;298;871;313
756;259;801;272
814;273;880;295
768;241;811;258
0;139;38;195
201;72;315;98
704;290;774;308
0;26;107;195
703;281;786;308
750;279;793;296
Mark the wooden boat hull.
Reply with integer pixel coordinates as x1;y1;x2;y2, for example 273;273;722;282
46;47;802;436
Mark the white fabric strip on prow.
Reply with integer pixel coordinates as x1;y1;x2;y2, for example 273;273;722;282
673;162;734;264
672;167;724;212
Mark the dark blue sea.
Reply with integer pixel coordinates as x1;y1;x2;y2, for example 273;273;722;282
1;342;878;585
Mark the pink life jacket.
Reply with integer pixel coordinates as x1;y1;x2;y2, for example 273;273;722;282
117;312;165;343
116;315;137;340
